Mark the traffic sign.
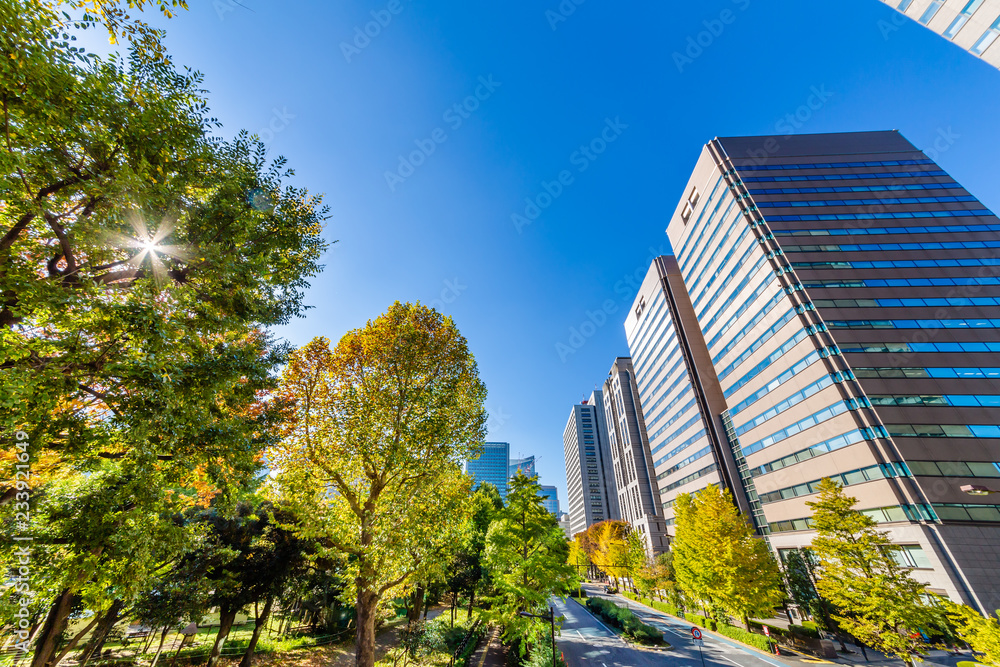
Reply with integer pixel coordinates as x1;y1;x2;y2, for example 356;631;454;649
691;627;703;640
763;626;770;637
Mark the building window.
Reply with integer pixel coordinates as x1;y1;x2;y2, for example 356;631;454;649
919;1;943;24
897;0;913;9
944;0;985;38
972;14;1000;54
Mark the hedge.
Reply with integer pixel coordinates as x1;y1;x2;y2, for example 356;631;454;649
715;623;773;653
684;613;717;632
620;592;682;619
584;597;664;645
790;623;820;639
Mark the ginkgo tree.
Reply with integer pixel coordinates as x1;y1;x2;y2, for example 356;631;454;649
268;302;488;667
672;485;784;627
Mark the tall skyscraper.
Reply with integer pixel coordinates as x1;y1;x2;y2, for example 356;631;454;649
637;129;999;612
878;0;1000;70
466;441;510;501
563;390;620;537
602;357;670;554
539;485;560;515
509;455;536;479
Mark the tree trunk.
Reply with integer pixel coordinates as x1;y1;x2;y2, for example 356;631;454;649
239;596;274;667
78;599;126;667
355;587;379;667
450;595;456;628
29;588;75;667
467;589;475;617
50;613;100;667
205;607;238;667
407;585;424;624
149;626;171;667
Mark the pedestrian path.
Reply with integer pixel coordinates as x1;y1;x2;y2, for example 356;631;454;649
468;624;506;667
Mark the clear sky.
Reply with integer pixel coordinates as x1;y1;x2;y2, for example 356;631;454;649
86;0;1000;510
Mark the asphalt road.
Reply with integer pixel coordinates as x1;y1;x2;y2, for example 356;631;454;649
553;588;788;667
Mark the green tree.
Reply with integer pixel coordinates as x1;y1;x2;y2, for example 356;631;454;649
807;478;938;666
944;602;1000;666
623;530;648;594
483;472;574;655
672;485;784;627
270;303;487;667
0;4;326;664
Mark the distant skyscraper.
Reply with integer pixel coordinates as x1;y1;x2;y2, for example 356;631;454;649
602;357;670;554
635;129;1000;612
878;0;1000;70
466;441;510;501
509;456;536;479
539;485;560;515
563;390;620;537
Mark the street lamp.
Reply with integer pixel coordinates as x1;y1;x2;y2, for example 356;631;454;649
518;608;556;667
961;484;1000;496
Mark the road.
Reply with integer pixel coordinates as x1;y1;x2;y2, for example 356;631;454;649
553;586;788;667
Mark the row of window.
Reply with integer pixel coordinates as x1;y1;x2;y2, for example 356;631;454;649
766;209;994;222
742;401;852;456
735;159;935;172
626;290;666;352
768;504;938;534
757;195;978;209
636;337;681;399
730;350;824;416
758;463;908;505
775;222;1000;237
642;366;692;428
709;289;786;359
805;276;1000;289
736;375;836;437
871;394;1000;408
828;318;1000;330
742;170;949;184
908;460;1000;478
702;272;776;340
644;385;692;431
659;463;718;495
750;429;870;478
652;419;707;462
721;329;810;390
655;446;712;480
841;341;1000;354
680;197;740;276
688;222;753;306
854;366;1000;379
696;253;769;322
647;396;697;440
785;240;1000;253
750;182;961;195
679;176;728;267
815;296;1000;308
690;227;758;312
714;309;797;368
792;257;1000;272
887;424;1000;439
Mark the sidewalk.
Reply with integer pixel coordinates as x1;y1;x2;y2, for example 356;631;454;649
467;625;506;667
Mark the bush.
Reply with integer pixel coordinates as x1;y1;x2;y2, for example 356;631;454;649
790;623;820;639
524;637;568;667
715;623;773;653
584;598;663;644
684;613;717;632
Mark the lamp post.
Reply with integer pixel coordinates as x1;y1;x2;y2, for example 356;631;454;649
518;609;556;667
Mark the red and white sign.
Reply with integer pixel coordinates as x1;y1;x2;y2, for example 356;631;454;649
763;626;771;637
691;628;703;640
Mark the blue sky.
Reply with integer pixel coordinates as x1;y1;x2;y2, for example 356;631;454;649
89;0;1000;510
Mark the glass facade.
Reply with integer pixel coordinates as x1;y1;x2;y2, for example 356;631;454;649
466;441;510;501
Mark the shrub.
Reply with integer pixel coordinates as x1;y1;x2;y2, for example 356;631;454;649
684;613;717;632
790;623;820;639
584;597;663;644
715;623;773;653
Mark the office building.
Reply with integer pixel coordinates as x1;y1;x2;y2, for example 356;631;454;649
559;512;573;539
602;357;670;554
879;0;1000;70
640;129;999;611
466;441;510;501
539;485;560;515
509;456;537;479
563;390;621;537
